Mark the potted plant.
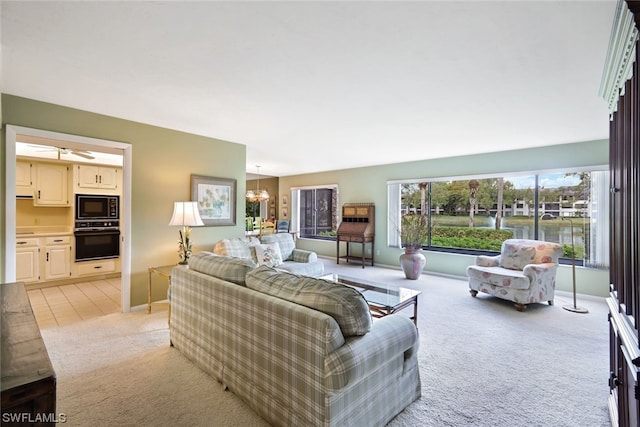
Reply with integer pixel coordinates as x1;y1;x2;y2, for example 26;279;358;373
399;214;429;279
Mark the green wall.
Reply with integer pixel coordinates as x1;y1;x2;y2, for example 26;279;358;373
280;139;611;297
1;94;611;301
1;95;247;306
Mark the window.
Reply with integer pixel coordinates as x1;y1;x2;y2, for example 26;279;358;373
291;185;338;239
389;169;609;268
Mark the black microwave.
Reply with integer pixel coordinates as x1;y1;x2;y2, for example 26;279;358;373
75;194;119;220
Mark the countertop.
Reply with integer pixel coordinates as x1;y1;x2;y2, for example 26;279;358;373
16;227;73;237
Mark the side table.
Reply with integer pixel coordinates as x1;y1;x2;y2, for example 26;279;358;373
148;265;176;324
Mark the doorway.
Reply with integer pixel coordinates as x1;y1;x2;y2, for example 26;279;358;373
4;125;133;312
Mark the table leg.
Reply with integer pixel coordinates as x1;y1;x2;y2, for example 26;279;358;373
167;277;171;326
147;269;152;314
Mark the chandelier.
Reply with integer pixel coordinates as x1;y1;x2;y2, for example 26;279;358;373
246;165;270;202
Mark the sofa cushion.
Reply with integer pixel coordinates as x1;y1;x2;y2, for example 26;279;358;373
188;251;256;286
276;261;325;277
246;266;372;336
466;265;531;290
213;237;258;259
531;241;563;264
260;233;295;261
499;242;536;270
254;243;283;268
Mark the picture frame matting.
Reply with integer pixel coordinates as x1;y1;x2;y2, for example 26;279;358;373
191;174;237;226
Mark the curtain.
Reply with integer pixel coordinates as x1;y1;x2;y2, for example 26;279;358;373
387;183;401;247
587;170;610;269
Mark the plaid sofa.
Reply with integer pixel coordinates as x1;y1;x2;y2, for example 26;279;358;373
170;253;421;427
213;233;325;277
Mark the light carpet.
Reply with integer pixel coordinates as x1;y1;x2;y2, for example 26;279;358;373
40;260;610;426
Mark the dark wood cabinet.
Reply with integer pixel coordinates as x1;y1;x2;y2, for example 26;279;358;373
336;203;375;268
1;282;56;426
605;2;640;425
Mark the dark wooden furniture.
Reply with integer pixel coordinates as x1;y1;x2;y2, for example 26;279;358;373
605;3;640;426
1;282;57;426
336;203;375;268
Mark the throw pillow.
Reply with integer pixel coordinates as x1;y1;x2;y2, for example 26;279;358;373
254;243;283;268
213;238;252;259
260;234;295;261
246;266;372;337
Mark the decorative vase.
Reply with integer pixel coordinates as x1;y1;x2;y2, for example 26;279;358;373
400;247;426;280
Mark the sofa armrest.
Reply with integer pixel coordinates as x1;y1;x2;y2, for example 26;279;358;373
291;248;318;263
522;262;558;276
475;255;500;267
523;262;559;283
324;315;418;392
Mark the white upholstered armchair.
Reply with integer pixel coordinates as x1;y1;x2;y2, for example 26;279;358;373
466;239;563;311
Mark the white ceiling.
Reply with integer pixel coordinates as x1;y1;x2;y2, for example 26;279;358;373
1;1;616;177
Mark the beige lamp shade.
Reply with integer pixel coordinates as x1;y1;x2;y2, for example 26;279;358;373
168;201;204;227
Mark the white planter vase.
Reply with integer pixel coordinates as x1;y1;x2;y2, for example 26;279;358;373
399;248;426;280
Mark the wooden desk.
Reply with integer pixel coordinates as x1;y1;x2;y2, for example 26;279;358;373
1;282;57;425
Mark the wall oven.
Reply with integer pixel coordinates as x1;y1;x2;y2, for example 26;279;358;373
74;221;120;261
74;194;120;261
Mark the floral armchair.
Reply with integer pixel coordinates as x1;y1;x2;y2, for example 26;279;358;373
466;239;563;311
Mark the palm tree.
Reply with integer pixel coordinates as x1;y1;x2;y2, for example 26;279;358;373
468;179;480;227
419;182;427;216
496;177;504;230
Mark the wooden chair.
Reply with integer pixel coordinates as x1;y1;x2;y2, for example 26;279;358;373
276;220;290;233
260;221;276;236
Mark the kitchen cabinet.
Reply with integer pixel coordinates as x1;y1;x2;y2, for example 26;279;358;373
44;236;72;280
76;165;118;191
35;163;70;206
16;160;34;197
16;237;40;283
76;259;117;277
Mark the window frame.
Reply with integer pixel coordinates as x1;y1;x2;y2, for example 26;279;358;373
388;165;609;267
290;184;339;239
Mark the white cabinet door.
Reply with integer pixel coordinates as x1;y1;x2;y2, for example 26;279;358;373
16;161;35;197
96;167;118;190
44;237;72;280
16;238;40;283
35;163;69;206
76;165;100;188
16;161;33;187
76;165;118;190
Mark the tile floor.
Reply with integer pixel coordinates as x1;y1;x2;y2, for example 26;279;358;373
27;277;121;329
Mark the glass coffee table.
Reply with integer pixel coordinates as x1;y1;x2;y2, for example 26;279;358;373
321;273;421;326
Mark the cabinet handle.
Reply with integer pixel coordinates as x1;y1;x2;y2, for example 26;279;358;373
17;241;27;245
46;252;49;262
99;175;102;184
95;175;99;183
94;266;103;270
38;190;41;199
53;239;63;243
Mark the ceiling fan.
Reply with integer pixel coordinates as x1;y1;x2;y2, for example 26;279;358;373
28;144;95;160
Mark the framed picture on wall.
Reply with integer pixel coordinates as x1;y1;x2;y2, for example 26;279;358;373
282;195;288;207
282;208;288;219
191;175;236;226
